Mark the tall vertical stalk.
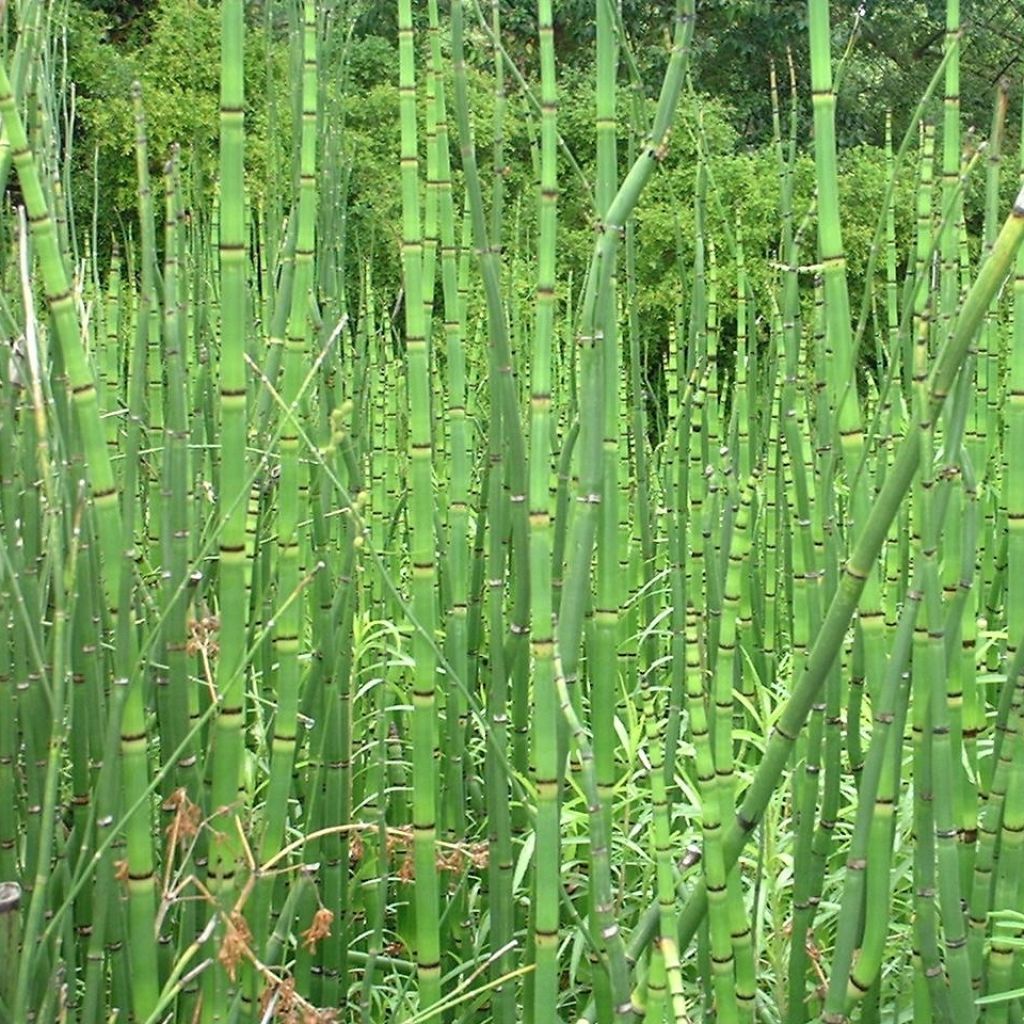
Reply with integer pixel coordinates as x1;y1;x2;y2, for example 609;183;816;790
398;0;443;1010
529;1;559;1019
206;1;249;1016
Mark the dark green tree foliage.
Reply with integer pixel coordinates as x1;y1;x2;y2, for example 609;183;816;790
449;1;1023;149
65;0;287;257
75;0;155;45
61;0;1021;321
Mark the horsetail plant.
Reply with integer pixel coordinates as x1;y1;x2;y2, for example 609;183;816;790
398;0;443;1011
203;1;250;1018
6;3;1024;1023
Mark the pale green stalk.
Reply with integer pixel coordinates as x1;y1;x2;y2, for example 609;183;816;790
398;0;443;1010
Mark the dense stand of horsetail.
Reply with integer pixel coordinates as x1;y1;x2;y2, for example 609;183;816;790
2;0;1024;1021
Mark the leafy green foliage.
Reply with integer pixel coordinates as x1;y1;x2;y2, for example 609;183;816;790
66;0;288;250
62;0;1014;366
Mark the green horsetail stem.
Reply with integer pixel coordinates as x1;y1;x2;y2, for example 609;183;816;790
0;1;43;195
489;0;507;250
259;0;318;907
809;0;864;472
823;571;917;1017
982;702;1024;1021
911;311;974;1020
640;663;691;1024
529;2;560;1021
9;210;85;1022
591;9;624;1013
160;147;199;801
99;245;122;463
981;99;1024;968
205;0;249;1017
398;0;443;1010
998;68;1024;723
938;0;961;371
449;7;529;1013
421;23;439;334
157;148;204;1007
0;54;122;628
424;4;471;957
0;882;20;1010
684;606;740;1024
806;19;882;931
